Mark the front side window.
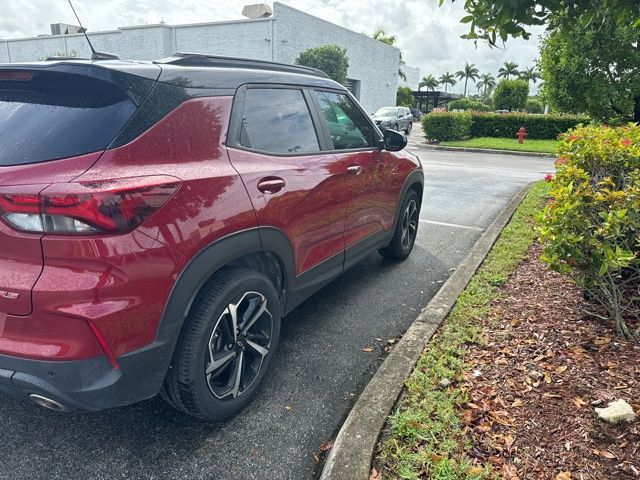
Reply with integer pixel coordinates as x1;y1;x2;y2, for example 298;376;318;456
239;88;319;154
313;91;376;150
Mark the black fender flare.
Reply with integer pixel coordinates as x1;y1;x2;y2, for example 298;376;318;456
389;169;424;237
138;228;294;394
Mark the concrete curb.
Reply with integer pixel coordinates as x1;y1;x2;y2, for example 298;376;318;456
320;182;534;480
410;143;555;158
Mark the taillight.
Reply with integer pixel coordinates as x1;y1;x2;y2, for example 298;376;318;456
0;176;180;235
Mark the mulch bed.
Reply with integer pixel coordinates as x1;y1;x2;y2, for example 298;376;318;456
462;243;640;479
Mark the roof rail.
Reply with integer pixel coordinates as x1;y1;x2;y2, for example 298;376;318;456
154;52;330;79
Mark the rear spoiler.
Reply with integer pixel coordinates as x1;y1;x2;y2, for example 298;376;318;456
0;62;162;106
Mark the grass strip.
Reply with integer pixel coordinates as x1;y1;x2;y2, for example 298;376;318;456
441;137;558;154
376;181;549;480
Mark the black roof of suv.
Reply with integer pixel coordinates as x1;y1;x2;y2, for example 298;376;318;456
0;53;346;149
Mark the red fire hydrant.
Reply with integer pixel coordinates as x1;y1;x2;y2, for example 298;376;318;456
516;127;527;144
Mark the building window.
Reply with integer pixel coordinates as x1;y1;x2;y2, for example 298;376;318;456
343;78;361;100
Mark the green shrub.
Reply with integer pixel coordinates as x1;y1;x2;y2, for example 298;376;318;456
469;112;589;139
396;86;414;107
525;99;544;114
447;98;491;112
422;112;471;142
537;124;640;338
493;79;529;112
295;45;349;84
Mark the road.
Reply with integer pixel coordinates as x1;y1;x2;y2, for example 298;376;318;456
0;127;554;480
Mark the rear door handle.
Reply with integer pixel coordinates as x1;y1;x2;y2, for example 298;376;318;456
347;165;363;175
257;177;286;194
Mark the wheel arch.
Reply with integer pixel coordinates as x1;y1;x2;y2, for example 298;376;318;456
147;228;295;390
390;169;424;234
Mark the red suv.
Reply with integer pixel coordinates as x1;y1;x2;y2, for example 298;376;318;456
0;54;423;420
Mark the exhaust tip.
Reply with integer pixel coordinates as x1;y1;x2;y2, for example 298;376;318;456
29;394;68;412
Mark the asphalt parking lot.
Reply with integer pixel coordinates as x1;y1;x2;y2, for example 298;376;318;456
0;128;555;480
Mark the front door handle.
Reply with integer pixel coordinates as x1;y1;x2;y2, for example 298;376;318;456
347;165;363;175
257;177;286;194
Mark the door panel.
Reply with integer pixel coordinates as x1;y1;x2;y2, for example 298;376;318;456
309;90;396;248
335;150;398;247
227;87;348;275
228;148;348;274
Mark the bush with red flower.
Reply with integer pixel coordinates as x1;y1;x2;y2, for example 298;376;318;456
537;124;640;339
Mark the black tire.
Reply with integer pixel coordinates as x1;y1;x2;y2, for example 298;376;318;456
405;122;412;135
379;190;420;260
160;268;281;420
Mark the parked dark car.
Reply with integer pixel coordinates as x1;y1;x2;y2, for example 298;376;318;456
410;108;422;121
371;106;413;134
0;54;423;420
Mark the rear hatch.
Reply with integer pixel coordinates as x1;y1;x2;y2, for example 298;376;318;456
0;62;158;315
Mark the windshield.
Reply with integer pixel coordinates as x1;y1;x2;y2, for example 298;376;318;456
374;107;398;117
0;70;136;166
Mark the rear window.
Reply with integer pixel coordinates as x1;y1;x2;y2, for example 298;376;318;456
0;70;136;166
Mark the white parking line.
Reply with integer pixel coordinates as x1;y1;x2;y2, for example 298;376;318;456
419;219;485;231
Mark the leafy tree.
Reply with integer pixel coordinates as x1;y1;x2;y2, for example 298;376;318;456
295;45;349;84
438;72;457;93
525;98;543;113
455;63;480;97
538;17;640;122
439;0;640;45
519;66;540;85
396;86;414;107
372;28;406;80
476;73;496;98
419;74;439;91
493;79;529;111
498;61;519;80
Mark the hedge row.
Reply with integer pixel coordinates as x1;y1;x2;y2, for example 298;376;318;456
470;113;590;139
447;98;491;112
421;112;472;142
421;112;590;142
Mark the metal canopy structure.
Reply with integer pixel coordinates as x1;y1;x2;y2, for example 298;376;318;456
412;90;461;112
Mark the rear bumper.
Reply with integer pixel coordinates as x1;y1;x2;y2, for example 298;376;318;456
0;339;174;411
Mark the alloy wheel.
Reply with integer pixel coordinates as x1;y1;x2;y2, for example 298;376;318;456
205;291;273;400
400;199;418;252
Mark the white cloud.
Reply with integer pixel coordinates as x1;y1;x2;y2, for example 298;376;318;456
0;0;543;93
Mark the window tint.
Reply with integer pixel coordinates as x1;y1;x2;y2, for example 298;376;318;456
0;71;136;166
312;91;376;150
239;88;319;154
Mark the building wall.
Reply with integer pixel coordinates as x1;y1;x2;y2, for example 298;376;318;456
0;2;401;112
271;3;399;112
399;65;420;91
174;19;273;60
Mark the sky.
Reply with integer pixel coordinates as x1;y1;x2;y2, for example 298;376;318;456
0;0;543;94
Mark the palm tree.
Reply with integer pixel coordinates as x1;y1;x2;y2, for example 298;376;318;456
476;73;496;98
372;28;396;45
519;66;540;85
498;61;519;80
372;28;406;81
419;74;439;92
455;63;480;97
438;72;456;93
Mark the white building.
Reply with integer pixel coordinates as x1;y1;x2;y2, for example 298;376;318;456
0;2;413;113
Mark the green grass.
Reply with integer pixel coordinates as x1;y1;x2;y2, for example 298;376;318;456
441;137;559;154
376;181;549;480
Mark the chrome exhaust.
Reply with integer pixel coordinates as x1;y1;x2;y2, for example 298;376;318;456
29;394;68;412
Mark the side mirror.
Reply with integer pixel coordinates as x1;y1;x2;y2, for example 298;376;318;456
383;129;407;152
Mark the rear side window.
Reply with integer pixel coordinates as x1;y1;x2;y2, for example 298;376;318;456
0;71;136;166
239;88;319;155
312;91;377;150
